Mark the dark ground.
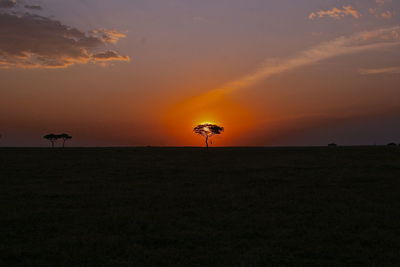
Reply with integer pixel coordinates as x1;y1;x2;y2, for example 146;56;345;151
0;147;400;266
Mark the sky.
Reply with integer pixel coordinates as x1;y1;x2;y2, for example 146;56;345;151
0;0;399;147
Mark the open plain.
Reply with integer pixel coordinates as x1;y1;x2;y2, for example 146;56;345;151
1;147;400;266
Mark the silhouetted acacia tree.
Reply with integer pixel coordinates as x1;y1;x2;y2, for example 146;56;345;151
43;134;58;148
58;133;72;148
193;123;224;150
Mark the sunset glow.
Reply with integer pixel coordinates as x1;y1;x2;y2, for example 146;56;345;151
1;0;400;146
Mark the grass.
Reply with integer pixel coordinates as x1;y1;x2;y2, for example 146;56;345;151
1;147;400;266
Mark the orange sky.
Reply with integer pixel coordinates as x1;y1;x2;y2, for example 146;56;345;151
1;0;400;146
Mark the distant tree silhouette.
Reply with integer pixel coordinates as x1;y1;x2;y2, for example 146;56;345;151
193;123;224;150
58;133;72;148
43;134;58;148
387;143;397;147
328;143;337;147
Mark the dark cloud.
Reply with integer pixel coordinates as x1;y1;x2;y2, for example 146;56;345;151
24;5;42;10
0;13;129;69
93;50;129;61
0;0;16;8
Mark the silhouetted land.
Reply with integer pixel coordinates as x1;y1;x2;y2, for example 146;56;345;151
1;147;399;266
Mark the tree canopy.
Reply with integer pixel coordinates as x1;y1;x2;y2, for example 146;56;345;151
43;133;72;148
193;123;224;149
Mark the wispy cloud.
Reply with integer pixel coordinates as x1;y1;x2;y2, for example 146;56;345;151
359;67;400;75
309;6;361;20
376;0;392;6
24;5;42;10
171;26;400;112
213;26;400;94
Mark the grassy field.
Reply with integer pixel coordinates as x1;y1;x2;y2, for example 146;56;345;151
1;147;400;266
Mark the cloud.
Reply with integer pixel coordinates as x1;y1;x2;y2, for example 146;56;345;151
215;26;400;94
309;6;361;20
376;0;392;6
370;0;395;19
370;8;394;19
0;0;16;8
92;50;129;62
170;26;400;113
90;29;127;44
0;0;42;10
380;11;394;19
359;67;400;75
0;13;129;69
24;5;42;10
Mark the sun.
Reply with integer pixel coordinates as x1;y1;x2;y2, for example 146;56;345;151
199;121;214;125
202;126;211;134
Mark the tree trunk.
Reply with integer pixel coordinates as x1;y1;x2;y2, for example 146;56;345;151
62;139;66;148
205;136;209;150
